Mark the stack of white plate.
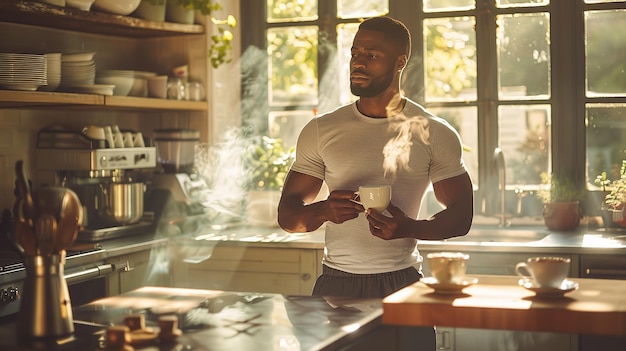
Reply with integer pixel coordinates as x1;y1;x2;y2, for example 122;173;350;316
0;53;47;91
39;53;62;92
60;52;96;89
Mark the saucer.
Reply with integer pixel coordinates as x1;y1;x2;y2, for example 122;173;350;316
518;278;579;297
421;276;478;294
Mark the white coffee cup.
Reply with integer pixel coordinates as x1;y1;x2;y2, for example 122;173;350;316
358;185;391;212
83;124;105;140
122;132;134;148
133;132;145;147
515;256;570;289
103;126;115;148
427;252;470;284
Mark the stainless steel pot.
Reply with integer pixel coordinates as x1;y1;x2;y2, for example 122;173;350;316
97;181;145;225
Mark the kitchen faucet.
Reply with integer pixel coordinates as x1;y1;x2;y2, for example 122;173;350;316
493;147;510;227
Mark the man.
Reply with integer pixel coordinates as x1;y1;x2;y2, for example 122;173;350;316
278;15;474;349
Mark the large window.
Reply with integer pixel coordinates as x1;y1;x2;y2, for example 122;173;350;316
241;0;626;217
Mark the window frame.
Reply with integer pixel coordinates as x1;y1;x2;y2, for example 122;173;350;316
240;0;626;216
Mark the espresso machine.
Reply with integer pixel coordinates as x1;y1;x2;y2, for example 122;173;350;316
35;125;157;242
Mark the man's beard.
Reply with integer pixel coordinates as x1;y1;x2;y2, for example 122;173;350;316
350;70;394;97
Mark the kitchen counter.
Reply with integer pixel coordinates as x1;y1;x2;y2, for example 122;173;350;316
382;274;626;336
76;222;626;260
0;286;385;351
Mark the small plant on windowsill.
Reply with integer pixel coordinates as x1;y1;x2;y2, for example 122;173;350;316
537;173;585;231
595;160;626;227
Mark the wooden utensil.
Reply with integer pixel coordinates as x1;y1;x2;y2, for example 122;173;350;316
15;160;37;228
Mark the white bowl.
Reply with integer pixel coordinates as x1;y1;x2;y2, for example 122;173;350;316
92;0;140;16
70;84;115;95
95;76;134;96
128;77;147;97
128;71;156;97
66;0;94;11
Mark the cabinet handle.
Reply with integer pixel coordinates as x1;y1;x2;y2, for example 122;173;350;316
436;329;452;350
114;260;134;273
301;273;311;281
65;264;114;284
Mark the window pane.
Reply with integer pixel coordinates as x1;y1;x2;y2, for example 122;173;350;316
337;23;359;106
268;26;318;106
267;0;318;22
269;110;316;149
337;0;388;19
585;10;626;97
496;0;549;8
424;0;475;12
424;17;477;102
427;107;479;185
586;104;626;185
498;105;551;186
497;13;550;100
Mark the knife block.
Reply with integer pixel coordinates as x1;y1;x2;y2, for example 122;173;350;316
17;252;74;340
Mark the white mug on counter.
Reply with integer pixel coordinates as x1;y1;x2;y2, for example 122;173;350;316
516;256;570;288
427;252;470;285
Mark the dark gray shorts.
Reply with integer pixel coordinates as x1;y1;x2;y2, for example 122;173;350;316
312;265;423;298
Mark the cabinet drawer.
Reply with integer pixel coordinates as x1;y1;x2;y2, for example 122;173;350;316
198;246;302;262
185;271;306;295
171;245;322;295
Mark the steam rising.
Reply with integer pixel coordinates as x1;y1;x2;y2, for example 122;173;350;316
193;127;254;223
384;112;430;177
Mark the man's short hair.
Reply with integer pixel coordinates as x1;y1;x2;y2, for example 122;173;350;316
359;16;411;59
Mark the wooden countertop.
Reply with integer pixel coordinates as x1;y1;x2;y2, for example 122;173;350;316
382;275;626;336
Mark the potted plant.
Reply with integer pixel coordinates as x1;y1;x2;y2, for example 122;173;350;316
244;136;295;226
138;0;236;68
595;160;626;227
537;173;585;231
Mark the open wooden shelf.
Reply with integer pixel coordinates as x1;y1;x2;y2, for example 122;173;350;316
0;0;204;37
0;90;208;111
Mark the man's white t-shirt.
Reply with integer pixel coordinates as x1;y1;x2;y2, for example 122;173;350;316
291;99;468;274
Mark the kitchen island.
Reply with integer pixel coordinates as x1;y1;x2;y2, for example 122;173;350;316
382;274;626;336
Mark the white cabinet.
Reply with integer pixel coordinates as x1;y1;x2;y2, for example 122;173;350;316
171;243;323;295
420;249;578;351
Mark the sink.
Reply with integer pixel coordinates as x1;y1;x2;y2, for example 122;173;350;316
581;229;626;247
443;227;550;243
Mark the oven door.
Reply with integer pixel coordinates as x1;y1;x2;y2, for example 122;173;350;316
65;261;127;307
